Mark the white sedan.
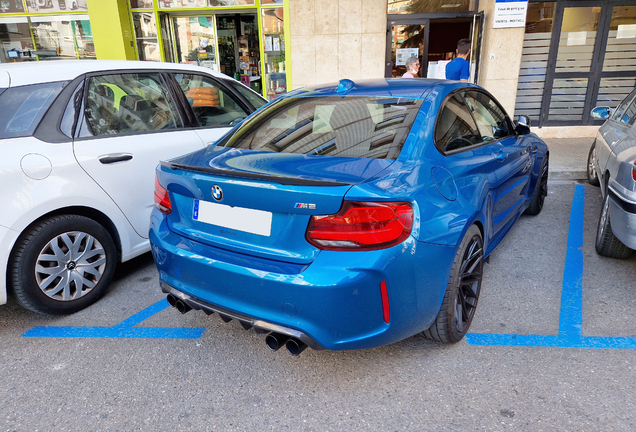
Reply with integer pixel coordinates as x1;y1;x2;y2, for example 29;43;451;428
0;60;267;314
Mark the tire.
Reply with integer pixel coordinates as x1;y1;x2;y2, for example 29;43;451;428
587;141;600;186
9;215;117;315
525;156;549;216
423;225;484;343
595;193;633;259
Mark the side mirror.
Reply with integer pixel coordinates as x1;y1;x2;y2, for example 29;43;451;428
591;106;612;119
514;115;531;135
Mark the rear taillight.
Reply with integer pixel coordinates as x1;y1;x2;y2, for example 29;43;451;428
306;201;413;251
154;175;172;215
633;160;636;181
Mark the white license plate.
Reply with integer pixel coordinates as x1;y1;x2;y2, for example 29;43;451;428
193;199;272;237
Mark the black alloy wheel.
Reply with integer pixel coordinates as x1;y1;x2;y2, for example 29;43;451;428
424;225;484;343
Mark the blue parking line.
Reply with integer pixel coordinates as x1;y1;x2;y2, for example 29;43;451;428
559;184;585;337
23;184;634;348
23;299;206;339
467;184;636;350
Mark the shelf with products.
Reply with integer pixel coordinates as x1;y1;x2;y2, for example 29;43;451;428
237;16;260;78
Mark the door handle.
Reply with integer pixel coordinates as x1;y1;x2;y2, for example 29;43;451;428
496;151;506;162
99;154;133;164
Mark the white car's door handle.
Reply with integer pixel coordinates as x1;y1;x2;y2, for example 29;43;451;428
99;154;133;164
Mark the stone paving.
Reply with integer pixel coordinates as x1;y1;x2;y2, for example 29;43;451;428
544;137;594;180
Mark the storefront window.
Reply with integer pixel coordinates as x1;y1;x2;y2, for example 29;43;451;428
173;16;217;68
208;0;255;6
26;0;88;13
524;2;555;33
261;7;285;100
158;0;207;8
514;2;556;123
387;0;474;14
604;6;636;72
30;15;94;60
130;0;154;8
0;1;25;13
596;6;636;108
549;78;588;121
133;12;160;62
1;18;35;63
555;7;600;73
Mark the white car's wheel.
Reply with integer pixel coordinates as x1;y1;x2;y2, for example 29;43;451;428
10;215;117;315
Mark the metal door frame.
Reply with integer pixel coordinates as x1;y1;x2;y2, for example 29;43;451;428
539;0;636;126
386;11;484;81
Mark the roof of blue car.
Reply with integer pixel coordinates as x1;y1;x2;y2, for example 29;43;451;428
283;78;473;100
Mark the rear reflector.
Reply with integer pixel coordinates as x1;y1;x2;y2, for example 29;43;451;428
380;281;390;323
154;175;172;215
306;201;413;250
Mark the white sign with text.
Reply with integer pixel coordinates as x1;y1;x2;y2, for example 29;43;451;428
493;0;528;29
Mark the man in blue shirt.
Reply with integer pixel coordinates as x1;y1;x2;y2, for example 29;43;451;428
445;38;471;81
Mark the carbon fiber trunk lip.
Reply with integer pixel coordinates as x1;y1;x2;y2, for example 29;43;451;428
161;282;324;350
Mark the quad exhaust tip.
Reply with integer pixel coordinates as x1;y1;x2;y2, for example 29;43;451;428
165;293;313;355
166;294;191;314
266;333;307;356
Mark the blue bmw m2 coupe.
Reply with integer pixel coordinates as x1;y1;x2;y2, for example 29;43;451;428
150;78;549;355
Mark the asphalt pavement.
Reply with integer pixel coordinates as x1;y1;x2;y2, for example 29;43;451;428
1;137;635;432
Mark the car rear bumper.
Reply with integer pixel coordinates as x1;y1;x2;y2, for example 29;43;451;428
608;186;636;250
150;212;457;351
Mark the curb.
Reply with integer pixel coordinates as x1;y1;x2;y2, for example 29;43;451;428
549;171;587;181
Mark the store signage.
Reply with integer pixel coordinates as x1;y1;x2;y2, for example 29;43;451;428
493;0;528;29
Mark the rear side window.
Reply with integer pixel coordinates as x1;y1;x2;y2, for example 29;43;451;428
611;89;636;123
224;96;423;159
463;91;512;141
85;73;183;136
0;82;66;139
435;93;481;153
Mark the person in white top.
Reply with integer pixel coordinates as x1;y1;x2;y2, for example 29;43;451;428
402;56;420;78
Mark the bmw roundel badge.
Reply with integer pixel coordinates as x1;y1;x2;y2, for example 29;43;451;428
211;185;223;201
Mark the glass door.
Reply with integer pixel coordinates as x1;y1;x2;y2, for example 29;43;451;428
541;2;604;125
172;16;218;71
386;20;428;78
216;15;238;78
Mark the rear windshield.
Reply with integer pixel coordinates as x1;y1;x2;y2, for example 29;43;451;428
0;81;66;140
223;96;423;159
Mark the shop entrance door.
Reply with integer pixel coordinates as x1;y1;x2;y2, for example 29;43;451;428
386;12;484;82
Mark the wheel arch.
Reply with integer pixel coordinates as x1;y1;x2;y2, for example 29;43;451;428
602;170;611;197
8;206;123;266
